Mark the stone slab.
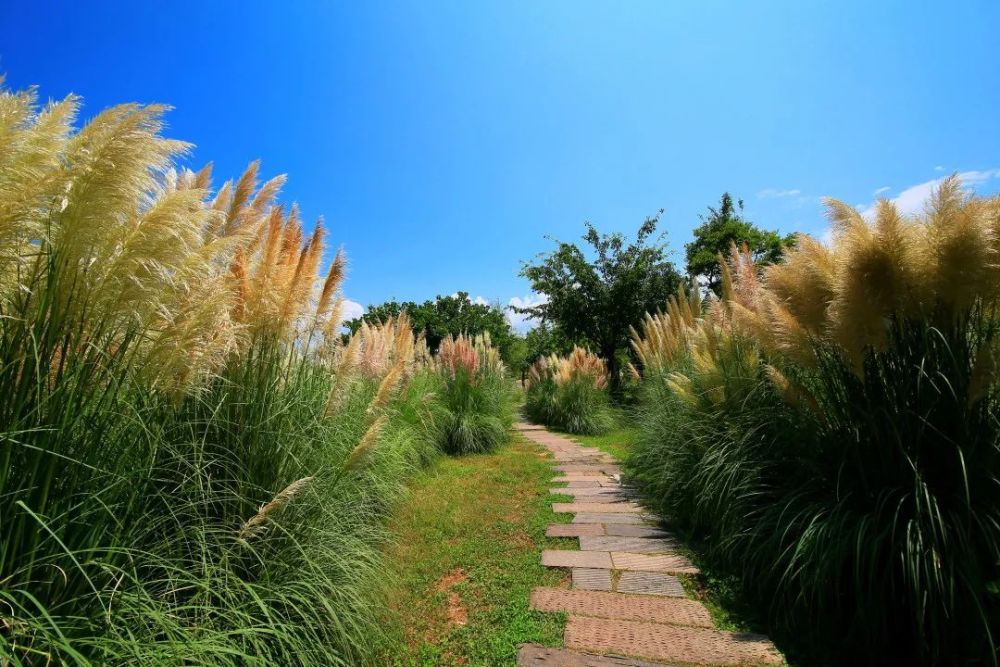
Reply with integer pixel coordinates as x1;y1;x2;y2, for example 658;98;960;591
550;487;629;498
517;643;676;667
573;512;650;525
553;475;614;483
616;571;686;597
571;568;613;591
542;549;613;569
565;617;783;665
579;536;680;554
610;552;699;574
604;524;670;538
530;587;712;628
547;523;605;538
554;502;643;514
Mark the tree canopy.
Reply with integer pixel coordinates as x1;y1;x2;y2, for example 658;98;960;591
516;214;683;394
685;193;794;295
344;292;517;360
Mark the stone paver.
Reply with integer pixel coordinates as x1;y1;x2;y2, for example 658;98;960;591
553;475;613;483
563;496;639;506
579;536;679;553
604;524;670;538
573;512;650;525
610;552;699;574
616;571;686;597
547;523;605;538
553;502;643;514
518;422;781;666
542;549;613;569
517;644;675;667
571;568;613;591
531;587;713;627
565;617;783;665
550;488;630;498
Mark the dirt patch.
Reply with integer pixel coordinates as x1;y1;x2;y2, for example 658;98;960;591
446;591;469;626
434;568;469;628
434;568;468;591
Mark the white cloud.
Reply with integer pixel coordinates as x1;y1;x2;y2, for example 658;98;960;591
859;168;1000;219
757;188;801;199
873;186;890;195
815;169;1000;245
339;299;364;323
506;293;548;332
934;165;945;172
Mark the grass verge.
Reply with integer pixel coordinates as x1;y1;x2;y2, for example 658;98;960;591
380;433;570;666
566;424;639;461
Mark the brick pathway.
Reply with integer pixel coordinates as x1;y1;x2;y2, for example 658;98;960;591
515;422;783;667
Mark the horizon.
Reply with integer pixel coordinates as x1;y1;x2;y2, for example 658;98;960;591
2;1;998;331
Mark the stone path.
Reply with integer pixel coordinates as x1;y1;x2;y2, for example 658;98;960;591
514;422;783;667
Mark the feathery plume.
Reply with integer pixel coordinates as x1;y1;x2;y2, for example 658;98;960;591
239;476;315;539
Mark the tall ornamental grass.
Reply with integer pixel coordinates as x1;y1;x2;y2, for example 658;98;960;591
525;346;614;434
0;81;438;665
628;179;1000;665
427;333;514;455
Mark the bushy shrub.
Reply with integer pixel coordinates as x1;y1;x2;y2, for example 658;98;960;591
427;333;514;455
628;181;1000;665
0;82;437;665
525;347;614;434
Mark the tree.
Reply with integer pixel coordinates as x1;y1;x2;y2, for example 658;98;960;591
685;193;794;295
506;323;574;385
344;292;518;361
517;214;683;396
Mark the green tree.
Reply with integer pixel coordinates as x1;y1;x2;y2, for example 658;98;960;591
345;292;518;361
685;192;794;295
517;214;683;395
506;323;573;384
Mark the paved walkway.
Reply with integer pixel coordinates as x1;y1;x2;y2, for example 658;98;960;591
515;422;783;667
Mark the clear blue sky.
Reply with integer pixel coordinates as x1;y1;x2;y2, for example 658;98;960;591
2;1;998;326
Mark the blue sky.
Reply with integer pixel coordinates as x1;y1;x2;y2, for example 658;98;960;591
2;1;998;328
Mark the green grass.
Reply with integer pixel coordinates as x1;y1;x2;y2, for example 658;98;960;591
567;425;639;461
380;434;571;666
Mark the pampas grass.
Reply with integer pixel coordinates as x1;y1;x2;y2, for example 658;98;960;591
525;346;614;434
628;180;1000;665
0;80;438;666
427;334;514;455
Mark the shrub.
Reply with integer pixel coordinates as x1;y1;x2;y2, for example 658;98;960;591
0;82;437;665
628;180;1000;665
428;333;514;455
525;347;614;434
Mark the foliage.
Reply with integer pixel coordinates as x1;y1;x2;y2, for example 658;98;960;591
684;192;793;295
525;347;615;435
0;82;439;665
506;323;574;382
629;180;1000;665
344;292;519;363
518;215;683;395
427;334;515;455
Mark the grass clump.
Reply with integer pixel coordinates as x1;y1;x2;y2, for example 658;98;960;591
628;179;1000;665
524;346;614;434
427;333;515;455
0;80;439;666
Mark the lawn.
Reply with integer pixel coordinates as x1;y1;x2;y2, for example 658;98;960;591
380;433;573;666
